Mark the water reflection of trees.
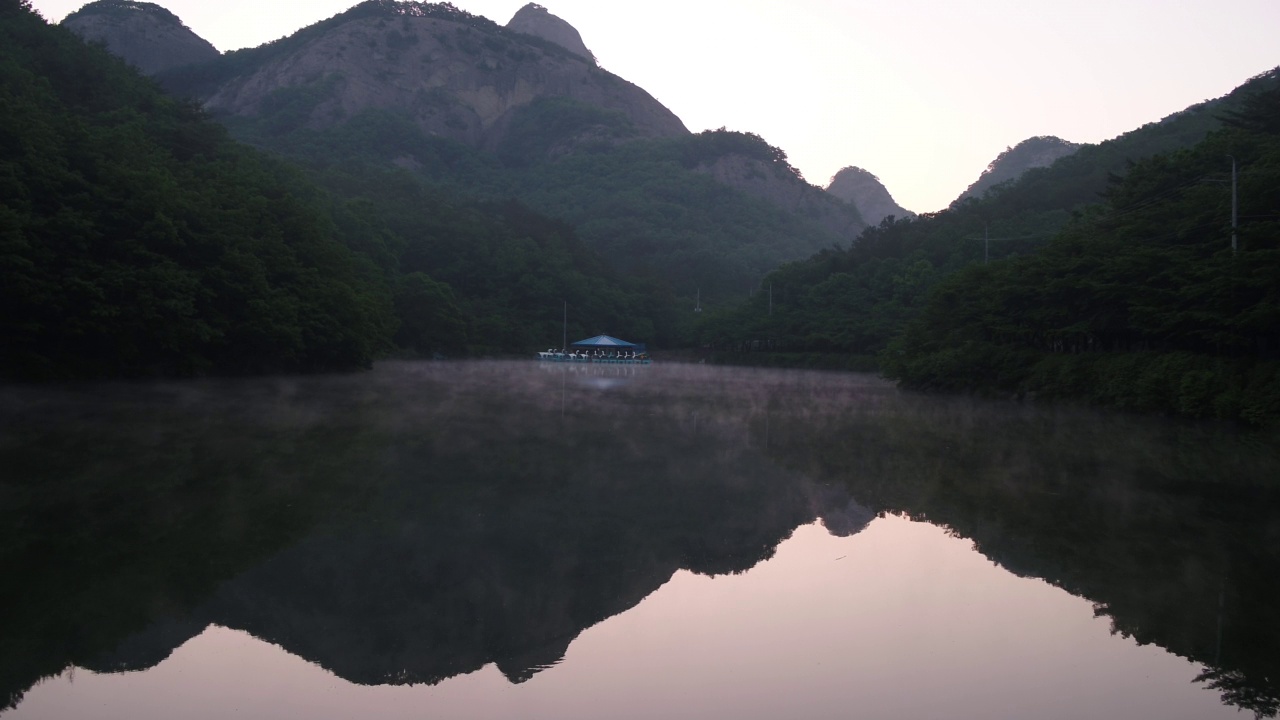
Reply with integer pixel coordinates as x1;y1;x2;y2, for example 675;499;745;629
756;386;1280;718
0;362;863;706
4;362;1276;716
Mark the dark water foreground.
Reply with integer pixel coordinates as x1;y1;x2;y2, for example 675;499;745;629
1;361;1277;719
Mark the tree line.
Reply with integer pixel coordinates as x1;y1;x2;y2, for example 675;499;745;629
698;69;1280;424
882;88;1280;424
1;1;668;379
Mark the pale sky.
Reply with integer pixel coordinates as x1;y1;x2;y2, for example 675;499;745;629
30;0;1280;212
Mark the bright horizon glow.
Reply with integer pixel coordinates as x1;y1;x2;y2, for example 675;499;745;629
28;0;1280;212
5;519;1240;719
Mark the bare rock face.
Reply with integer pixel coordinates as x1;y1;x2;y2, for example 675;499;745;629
200;5;686;149
506;3;594;64
826;166;912;226
61;1;219;76
953;135;1081;206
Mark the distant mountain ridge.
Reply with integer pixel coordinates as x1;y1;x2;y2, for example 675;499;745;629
185;1;687;149
826;166;913;226
63;0;866;300
952;135;1080;206
61;0;218;75
698;66;1280;368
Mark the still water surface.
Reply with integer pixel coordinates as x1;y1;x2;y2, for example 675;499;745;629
2;361;1277;719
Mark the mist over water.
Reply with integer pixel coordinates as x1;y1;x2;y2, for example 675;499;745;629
2;362;1277;718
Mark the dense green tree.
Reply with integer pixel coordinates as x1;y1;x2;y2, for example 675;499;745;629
3;3;678;376
0;1;402;378
392;272;467;355
882;83;1280;424
214;88;857;313
698;68;1280;391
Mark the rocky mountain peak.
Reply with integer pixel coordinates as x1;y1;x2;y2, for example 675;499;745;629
506;3;594;64
61;1;219;76
952;135;1081;206
188;4;685;151
826;166;912;226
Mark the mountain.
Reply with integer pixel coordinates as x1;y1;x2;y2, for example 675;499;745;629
168;1;685;151
699;67;1280;379
882;78;1280;423
826;166;913;226
2;362;865;701
495;128;865;298
129;1;865;304
4;0;683;378
53;0;866;312
60;0;218;75
506;2;594;63
951;135;1080;206
1;1;396;379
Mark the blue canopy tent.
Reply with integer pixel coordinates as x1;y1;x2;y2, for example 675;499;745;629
571;335;639;349
537;334;650;363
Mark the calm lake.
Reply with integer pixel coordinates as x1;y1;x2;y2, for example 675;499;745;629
2;361;1277;719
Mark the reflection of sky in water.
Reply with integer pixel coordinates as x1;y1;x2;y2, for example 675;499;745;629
4;361;1274;719
9;517;1235;720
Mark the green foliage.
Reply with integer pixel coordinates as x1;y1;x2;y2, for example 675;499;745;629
63;0;185;26
677;127;801;179
393;272;466;354
0;6;396;379
883;84;1280;424
701;68;1280;398
954;135;1080;204
756;378;1280;716
494;96;637;168
254;73;345;136
309;159;678;352
499;128;853;302
6;4;650;375
216;88;850;338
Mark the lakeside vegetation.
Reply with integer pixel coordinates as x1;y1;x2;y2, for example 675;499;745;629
0;1;675;379
6;0;1280;425
4;364;1277;714
219;94;859;308
880;83;1280;424
698;70;1280;424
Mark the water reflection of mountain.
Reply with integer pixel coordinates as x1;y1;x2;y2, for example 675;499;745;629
123;410;841;688
1;362;868;705
759;389;1280;718
6;362;1276;716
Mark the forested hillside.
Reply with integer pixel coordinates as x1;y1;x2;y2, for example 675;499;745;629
220;95;861;306
883;84;1280;424
1;0;671;379
135;0;863;307
698;69;1280;384
951;135;1080;206
0;0;396;378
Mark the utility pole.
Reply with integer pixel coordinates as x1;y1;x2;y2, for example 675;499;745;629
768;283;773;316
562;301;567;351
1230;155;1238;255
984;223;990;265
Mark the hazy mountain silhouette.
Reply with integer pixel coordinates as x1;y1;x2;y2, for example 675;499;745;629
826;166;913;225
61;0;218;75
5;364;1277;717
951;135;1080;206
12;364;872;693
167;1;685;150
507;2;594;64
52;0;866;299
